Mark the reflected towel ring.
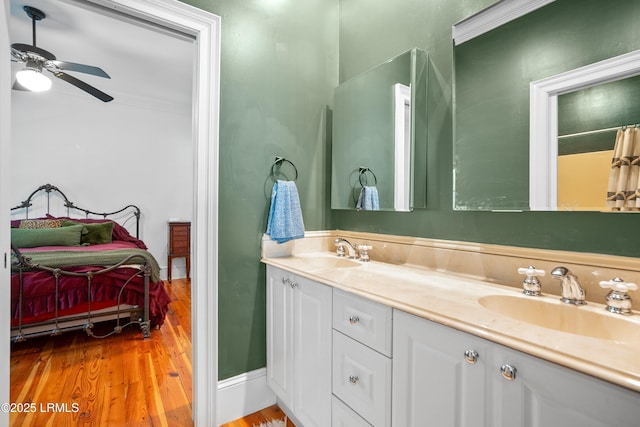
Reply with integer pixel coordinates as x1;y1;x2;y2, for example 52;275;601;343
358;167;377;186
271;156;298;182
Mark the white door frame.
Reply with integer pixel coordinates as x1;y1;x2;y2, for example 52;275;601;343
0;0;12;424
0;1;220;426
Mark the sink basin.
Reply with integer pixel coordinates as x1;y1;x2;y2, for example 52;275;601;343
301;256;362;269
479;294;640;343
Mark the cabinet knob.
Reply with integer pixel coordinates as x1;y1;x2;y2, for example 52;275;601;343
281;277;290;286
500;364;517;381
348;375;359;385
464;350;479;364
349;315;360;324
290;281;299;288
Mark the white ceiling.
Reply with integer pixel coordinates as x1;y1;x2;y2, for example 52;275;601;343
8;0;194;107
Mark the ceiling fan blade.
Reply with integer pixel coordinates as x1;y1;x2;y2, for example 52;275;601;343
51;71;114;102
50;60;111;79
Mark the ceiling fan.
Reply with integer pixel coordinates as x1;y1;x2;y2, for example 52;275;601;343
10;5;114;102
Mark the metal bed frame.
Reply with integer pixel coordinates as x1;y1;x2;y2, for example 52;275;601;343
10;184;152;342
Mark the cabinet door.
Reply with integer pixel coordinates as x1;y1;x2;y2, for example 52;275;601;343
266;266;294;410
293;275;332;427
392;310;489;427
490;344;640;427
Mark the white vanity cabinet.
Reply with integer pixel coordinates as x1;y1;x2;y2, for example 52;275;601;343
490;344;640;427
266;266;332;427
392;309;490;427
393;310;640;427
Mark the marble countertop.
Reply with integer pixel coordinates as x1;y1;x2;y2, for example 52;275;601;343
262;252;640;393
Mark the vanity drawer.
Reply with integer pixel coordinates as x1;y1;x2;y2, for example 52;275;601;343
332;330;391;427
332;395;372;427
333;289;392;357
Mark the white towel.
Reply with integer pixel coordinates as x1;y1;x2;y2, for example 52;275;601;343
266;180;305;243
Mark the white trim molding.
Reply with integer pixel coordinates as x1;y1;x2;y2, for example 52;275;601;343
529;49;640;210
452;0;555;45
217;368;277;425
394;83;411;211
87;1;221;425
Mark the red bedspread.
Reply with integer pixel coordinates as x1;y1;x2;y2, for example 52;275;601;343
11;242;172;328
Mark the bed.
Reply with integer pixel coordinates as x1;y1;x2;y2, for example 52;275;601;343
10;184;171;342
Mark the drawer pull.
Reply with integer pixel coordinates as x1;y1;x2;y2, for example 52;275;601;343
349;315;360;324
281;277;290;286
290;281;299;289
500;364;517;381
464;350;479;364
348;375;359;385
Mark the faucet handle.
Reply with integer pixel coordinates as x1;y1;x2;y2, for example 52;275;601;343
518;266;545;296
357;244;372;262
599;277;638;293
599;277;637;314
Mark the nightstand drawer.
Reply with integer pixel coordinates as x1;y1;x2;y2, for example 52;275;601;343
333;289;392;357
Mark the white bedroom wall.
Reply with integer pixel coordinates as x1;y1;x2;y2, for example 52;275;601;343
10;87;193;280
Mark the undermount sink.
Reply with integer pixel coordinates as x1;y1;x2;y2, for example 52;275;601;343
302;256;362;269
479;294;640;343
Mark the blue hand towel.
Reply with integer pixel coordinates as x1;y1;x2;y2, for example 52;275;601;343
356;186;380;211
266;180;305;243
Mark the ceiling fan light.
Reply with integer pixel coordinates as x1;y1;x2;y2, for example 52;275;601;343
16;68;52;92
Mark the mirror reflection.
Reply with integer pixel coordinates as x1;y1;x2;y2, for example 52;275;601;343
556;76;640;211
453;0;640;211
331;48;427;211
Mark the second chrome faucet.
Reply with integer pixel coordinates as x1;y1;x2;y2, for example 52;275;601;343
519;265;586;305
550;266;586;305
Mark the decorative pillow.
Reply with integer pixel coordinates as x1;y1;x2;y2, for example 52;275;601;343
62;220;114;245
11;224;85;248
18;219;63;229
46;215;147;249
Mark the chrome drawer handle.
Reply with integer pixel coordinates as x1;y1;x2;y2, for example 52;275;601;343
500;364;517;381
464;350;479;364
348;375;359;385
290;281;299;288
349;315;360;324
281;277;290;286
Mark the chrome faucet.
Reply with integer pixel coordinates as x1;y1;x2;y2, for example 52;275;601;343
551;266;586;305
334;238;357;259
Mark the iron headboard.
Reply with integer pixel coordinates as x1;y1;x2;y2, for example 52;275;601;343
11;183;141;238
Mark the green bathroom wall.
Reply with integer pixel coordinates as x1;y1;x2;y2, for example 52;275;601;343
180;0;640;381
558;75;640;155
183;0;338;380
336;0;640;257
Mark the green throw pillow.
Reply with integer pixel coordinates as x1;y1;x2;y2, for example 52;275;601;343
11;224;85;248
62;220;114;245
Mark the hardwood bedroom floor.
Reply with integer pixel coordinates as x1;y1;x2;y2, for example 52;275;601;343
9;278;192;427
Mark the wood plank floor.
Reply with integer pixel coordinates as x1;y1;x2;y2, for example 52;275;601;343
10;278;193;427
220;405;295;427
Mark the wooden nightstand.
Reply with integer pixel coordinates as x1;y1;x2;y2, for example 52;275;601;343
168;221;191;282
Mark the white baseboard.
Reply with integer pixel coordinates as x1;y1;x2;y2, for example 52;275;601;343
216;368;277;425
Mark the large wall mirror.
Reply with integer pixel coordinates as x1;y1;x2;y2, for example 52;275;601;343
453;0;640;211
331;48;427;211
